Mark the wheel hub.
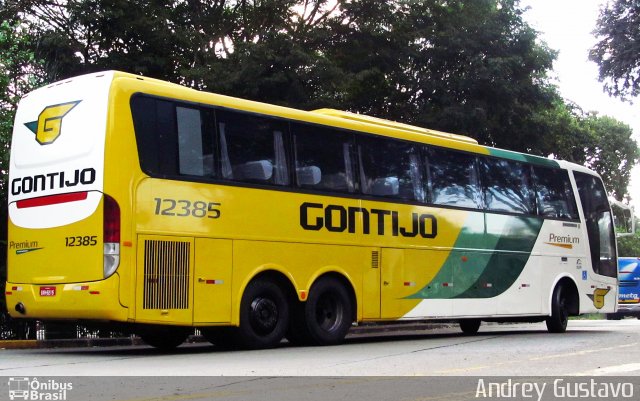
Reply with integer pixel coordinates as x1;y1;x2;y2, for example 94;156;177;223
250;297;278;334
316;295;342;331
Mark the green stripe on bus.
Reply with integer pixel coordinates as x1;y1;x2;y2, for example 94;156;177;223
406;214;543;299
488;148;560;168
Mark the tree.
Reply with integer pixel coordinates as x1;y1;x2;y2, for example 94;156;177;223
12;0;640;198
0;12;45;340
581;114;639;200
590;0;640;100
24;0;228;82
530;99;594;164
0;20;46;203
317;0;560;155
617;218;640;256
401;0;558;154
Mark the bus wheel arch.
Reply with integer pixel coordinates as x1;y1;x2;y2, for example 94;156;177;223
546;277;579;333
236;270;296;349
288;272;356;346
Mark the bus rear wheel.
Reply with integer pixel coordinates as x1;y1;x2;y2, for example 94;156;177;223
138;326;190;350
304;277;353;346
237;278;289;349
546;285;569;333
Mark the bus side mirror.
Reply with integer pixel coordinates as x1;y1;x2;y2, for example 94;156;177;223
610;198;636;237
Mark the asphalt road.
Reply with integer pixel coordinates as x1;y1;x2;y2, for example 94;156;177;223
2;320;640;401
1;319;640;376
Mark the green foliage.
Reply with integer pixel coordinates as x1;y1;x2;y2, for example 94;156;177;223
618;227;640;257
5;0;640;201
532;99;593;164
0;15;45;338
581;114;639;200
0;19;46;204
590;0;640;100
398;0;558;153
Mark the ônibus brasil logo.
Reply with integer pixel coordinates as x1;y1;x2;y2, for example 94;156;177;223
24;100;81;145
7;377;73;400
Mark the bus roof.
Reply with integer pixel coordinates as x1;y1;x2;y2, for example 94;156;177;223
47;71;571;170
311;109;478;145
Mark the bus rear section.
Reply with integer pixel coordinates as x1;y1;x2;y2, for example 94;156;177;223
5;72;127;322
607;257;640;320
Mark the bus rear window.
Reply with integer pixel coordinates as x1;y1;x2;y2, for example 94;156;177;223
131;96;181;177
131;96;214;179
132;96;289;186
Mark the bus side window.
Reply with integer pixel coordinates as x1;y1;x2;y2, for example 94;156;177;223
357;136;425;202
532;166;578;219
176;106;214;177
216;110;289;186
292;123;356;193
425;147;481;209
481;157;535;215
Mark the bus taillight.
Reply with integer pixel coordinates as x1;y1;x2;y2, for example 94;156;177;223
103;194;120;278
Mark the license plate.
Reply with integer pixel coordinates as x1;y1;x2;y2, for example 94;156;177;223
39;286;56;297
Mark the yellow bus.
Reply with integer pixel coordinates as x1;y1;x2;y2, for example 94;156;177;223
5;71;618;349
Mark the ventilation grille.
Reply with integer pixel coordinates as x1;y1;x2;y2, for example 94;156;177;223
143;240;191;310
371;250;379;269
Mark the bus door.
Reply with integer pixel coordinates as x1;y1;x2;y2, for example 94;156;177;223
380;247;451;319
573;172;617;282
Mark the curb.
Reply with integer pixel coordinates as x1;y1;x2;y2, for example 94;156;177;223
0;322;455;350
0;337;144;350
0;340;39;349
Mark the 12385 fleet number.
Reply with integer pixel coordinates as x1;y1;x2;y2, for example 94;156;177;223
66;236;98;247
154;198;221;219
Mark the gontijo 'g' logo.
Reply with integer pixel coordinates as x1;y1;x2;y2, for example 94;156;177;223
24;100;81;145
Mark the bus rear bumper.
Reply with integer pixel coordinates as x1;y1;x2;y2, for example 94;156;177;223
617;302;640;312
606;302;640;319
4;274;128;322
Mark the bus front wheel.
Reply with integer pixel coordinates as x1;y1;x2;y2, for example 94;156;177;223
459;319;481;335
304;277;353;346
237;278;289;349
201;327;237;348
546;285;569;333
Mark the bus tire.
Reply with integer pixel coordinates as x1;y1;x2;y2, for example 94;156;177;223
138;326;190;350
459;319;481;335
546;284;569;333
286;302;312;346
304;277;353;346
237;278;289;349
